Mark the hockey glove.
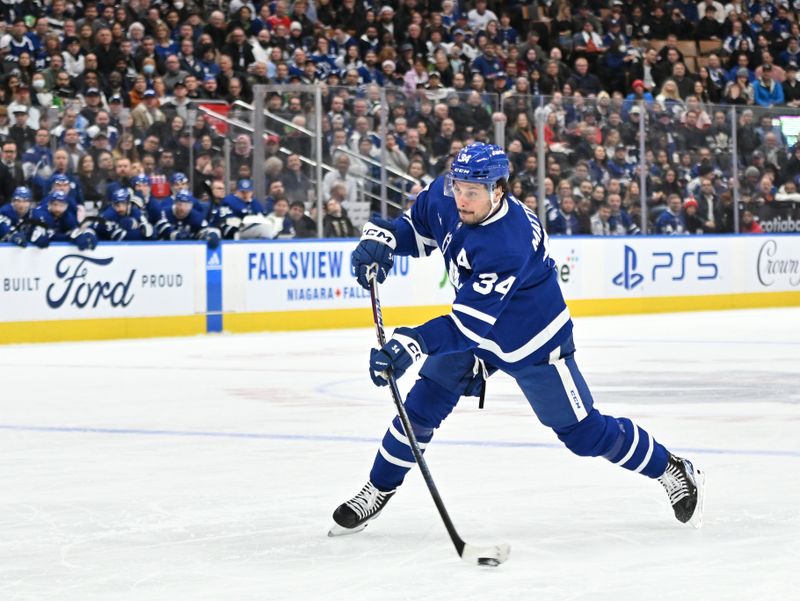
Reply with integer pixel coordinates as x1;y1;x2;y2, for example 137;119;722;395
73;230;97;251
31;227;50;249
206;230;221;249
351;218;397;290
170;229;193;241
369;327;428;386
10;230;27;247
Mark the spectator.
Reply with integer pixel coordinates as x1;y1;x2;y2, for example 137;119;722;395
323;197;356;237
322;153;359;204
754;65;784;107
289;200;317;238
740;209;764;233
655;194;687;234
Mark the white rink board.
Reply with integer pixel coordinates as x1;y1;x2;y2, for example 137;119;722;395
547;234;800;299
0;243;206;321
222;240;454;312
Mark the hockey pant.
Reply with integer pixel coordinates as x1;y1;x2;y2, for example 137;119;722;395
368;336;669;492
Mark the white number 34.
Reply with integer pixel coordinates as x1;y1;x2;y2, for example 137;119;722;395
472;273;516;296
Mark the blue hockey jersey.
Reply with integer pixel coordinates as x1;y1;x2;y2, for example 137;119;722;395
30;205;80;242
0;203;29;239
94;205;151;241
393;176;572;371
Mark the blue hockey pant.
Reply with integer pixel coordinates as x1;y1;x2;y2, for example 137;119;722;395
368;336;670;491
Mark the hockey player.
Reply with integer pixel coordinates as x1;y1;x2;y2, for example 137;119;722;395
93;188;154;241
29;189;97;250
209;178;269;239
0;186;34;246
131;173;165;225
157;189;221;248
330;142;705;536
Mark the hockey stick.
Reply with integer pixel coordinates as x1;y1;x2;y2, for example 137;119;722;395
367;266;510;567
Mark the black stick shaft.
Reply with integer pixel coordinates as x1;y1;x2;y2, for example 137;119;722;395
368;274;466;557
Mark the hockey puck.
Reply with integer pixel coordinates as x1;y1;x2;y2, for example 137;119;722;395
477;557;500;567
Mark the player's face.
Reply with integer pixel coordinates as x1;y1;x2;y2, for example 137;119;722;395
239;190;253;203
11;198;30;217
49;200;68;218
113;201;129;216
174;200;192;219
452;181;501;225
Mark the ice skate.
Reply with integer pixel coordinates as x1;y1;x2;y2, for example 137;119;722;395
658;454;705;528
328;481;396;537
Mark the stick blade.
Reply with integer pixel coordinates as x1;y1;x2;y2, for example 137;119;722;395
461;543;511;567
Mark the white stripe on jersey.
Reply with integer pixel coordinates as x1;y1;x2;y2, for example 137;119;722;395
378;445;416;469
614;425;640;467
403;210;436;257
388;421;428;449
478;197;509;226
552;357;588;421
452;303;497;325
448;306;571;364
633;432;654;474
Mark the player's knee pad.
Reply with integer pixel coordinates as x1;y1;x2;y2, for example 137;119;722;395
404;376;461;431
554;409;623;458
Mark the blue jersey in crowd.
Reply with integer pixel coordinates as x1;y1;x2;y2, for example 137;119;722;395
391;176;571;371
655;209;686;235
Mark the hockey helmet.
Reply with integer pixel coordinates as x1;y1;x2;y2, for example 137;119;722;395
112;188;131;203
446;142;509;198
12;186;32;202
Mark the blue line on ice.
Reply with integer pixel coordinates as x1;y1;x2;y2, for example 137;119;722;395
0;424;798;458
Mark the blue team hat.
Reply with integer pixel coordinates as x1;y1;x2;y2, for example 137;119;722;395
175;189;193;203
112;188;131;203
53;173;70;185
449;142;509;185
237;178;253;192
12;186;31;201
171;172;188;185
132;173;150;186
48;189;68;203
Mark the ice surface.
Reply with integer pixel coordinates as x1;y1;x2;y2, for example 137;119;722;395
1;308;799;601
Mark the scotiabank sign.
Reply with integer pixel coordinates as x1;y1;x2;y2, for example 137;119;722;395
756;239;800;288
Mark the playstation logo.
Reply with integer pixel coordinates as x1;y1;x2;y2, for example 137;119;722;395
612;245;644;290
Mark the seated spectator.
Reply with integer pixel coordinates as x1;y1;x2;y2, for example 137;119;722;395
740;209;764;234
259;197;293;238
289;200;317;238
323;197;356;238
654;194;687;235
590;202;616;236
754;65;784;107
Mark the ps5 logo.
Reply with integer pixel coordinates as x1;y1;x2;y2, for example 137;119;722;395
612;245;719;290
612;245;644;290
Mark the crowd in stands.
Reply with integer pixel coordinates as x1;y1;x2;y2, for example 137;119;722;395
2;0;800;248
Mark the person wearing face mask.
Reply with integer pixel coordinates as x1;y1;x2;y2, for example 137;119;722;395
29;73;52;107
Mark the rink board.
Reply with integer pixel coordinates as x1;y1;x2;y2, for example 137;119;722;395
0;235;798;343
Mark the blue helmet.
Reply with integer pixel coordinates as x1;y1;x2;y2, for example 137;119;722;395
112;188;131;203
12;186;32;201
48;189;68;203
171;172;188;185
448;142;509;186
131;173;150;186
175;189;193;203
53;173;71;185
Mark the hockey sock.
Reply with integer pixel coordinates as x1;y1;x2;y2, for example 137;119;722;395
556;410;669;478
369;415;433;491
602;417;669;478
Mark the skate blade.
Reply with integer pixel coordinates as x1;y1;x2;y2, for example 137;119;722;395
327;522;368;537
689;468;706;529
